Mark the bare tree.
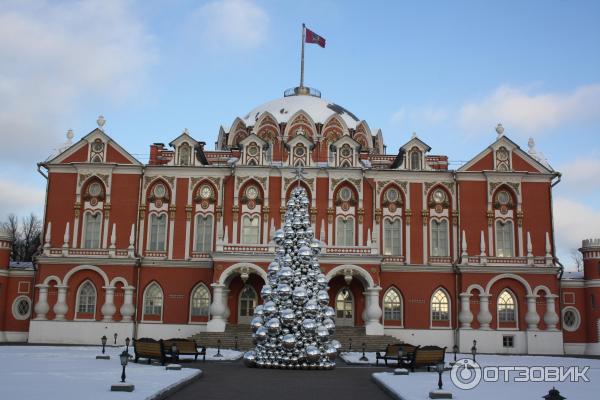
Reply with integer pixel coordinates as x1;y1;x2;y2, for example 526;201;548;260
1;213;42;262
570;248;584;272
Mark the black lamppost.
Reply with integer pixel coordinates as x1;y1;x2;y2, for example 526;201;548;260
101;335;107;354
451;344;459;365
234;335;239;351
359;342;368;362
215;339;223;358
471;340;477;362
543;387;566;400
119;350;129;383
125;337;130;353
436;361;445;390
171;343;179;362
349;337;352;351
114;333;118;345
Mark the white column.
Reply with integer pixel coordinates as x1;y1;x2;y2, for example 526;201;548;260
362;291;370;323
101;286;116;322
525;294;540;330
365;287;384;335
53;285;69;321
34;284;50;320
543;294;559;331
184;218;191;259
120;286;135;322
458;293;473;329
477;294;492;330
206;283;227;332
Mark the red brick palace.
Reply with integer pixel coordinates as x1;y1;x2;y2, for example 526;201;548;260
1;87;598;355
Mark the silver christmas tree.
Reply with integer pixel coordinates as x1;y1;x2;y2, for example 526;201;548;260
243;186;341;370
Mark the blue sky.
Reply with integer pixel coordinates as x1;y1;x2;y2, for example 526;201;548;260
0;0;599;267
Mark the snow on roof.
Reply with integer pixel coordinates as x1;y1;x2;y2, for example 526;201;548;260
562;270;584;280
9;261;34;270
242;94;360;129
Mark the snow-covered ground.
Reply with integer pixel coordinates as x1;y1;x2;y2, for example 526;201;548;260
340;351;380;365
179;348;243;361
0;345;201;400
373;353;600;400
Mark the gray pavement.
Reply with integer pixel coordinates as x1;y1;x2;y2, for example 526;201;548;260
170;359;392;400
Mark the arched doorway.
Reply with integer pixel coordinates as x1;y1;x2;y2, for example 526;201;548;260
238;284;258;324
335;287;354;326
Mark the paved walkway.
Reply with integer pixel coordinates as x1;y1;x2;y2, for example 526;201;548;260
170;359;391;400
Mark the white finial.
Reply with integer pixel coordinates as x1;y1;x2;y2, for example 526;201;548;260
183;128;189;135
461;230;468;257
97;114;106;130
66;129;74;141
44;222;52;247
110;224;117;248
495;123;504;139
527;232;533;256
528;137;536;154
320;219;326;242
411;132;417;139
367;228;372;245
480;230;486;257
223;226;229;243
129;224;135;246
63;222;70;247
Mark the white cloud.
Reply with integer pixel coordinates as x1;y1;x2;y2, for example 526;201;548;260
558;157;600;193
458;84;600;135
0;177;45;221
554;197;600;257
0;0;155;165
390;106;448;127
192;0;269;50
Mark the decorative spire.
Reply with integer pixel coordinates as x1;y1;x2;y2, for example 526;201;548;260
495;123;504;139
480;230;486;257
461;230;468;265
528;137;536;154
96;114;106;131
110;224;117;249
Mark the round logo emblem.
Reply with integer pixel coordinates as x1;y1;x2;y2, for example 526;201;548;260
450;358;482;390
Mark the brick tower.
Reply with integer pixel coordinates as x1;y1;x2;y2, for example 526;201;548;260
581;238;600;355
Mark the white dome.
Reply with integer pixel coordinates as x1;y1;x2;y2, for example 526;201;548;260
242;94;360;129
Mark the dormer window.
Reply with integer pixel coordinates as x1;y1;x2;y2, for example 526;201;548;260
339;144;353;167
90;139;105;163
496;147;510;171
410;148;421;170
292;144;307;166
246;142;260;165
178;143;191;166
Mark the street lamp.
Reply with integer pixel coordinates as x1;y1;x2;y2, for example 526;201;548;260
451;344;459;365
543;387;566;400
234;335;239;351
349;337;353;351
125;337;130;353
215;339;223;358
101;335;107;354
171;343;179;362
471;340;477;362
119;350;129;383
359;342;368;362
436;361;445;390
114;333;118;345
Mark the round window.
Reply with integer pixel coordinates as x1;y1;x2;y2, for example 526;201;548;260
497;147;509;161
92;140;104;152
200;185;212;199
497;191;510;205
340;146;352;158
247;145;259;157
562;308;580;332
294;146;306;157
246;186;259;200
386;188;399;202
339;187;352;202
153;183;166;198
432;189;446;204
12;296;31;320
88;182;102;197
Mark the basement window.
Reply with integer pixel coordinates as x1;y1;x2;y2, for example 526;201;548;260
502;335;514;348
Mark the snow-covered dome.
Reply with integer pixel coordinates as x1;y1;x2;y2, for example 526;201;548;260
242;88;361;129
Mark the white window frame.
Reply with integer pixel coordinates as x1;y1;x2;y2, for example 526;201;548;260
410;149;421;170
497;289;518;329
82;211;103;249
335;287;354;324
336;216;355;246
75;280;97;319
238;285;258;319
241;214;261;244
430;288;451;327
495;219;515;257
561;306;581;332
194;214;214;253
189;283;211;321
383;217;402;256
148;212;168;252
142;282;164;322
383;287;403;326
12;295;32;320
430;218;449;257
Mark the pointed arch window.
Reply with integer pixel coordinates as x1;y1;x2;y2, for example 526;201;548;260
149;213;167;251
83;212;102;249
498;290;516;322
242;215;260;244
195;214;213;252
77;281;96;314
383;288;403;321
431;289;449;321
144;283;163;316
383;218;402;256
336;216;355;246
239;285;257;317
410;150;421;170
496;220;514;257
191;284;211;317
431;219;449;257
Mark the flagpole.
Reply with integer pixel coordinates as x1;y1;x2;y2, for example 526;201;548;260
300;23;305;88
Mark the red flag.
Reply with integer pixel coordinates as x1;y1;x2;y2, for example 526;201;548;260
305;28;326;48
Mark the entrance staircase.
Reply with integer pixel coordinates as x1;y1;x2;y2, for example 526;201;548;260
189;325;400;352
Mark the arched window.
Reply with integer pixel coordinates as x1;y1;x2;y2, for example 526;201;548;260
77;281;96;314
241;215;260;244
336;216;355;246
179;143;191;166
496;220;514;257
431;219;449;257
83;212;102;249
383;288;402;322
149;214;167;251
497;290;516;322
144;283;163;316
431;289;449;321
191;284;211;317
239;285;258;318
410;150;421;170
195;215;213;252
383;218;402;256
335;288;354;321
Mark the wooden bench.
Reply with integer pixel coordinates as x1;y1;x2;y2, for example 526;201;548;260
409;345;446;372
376;343;419;366
162;338;206;362
133;338;166;365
